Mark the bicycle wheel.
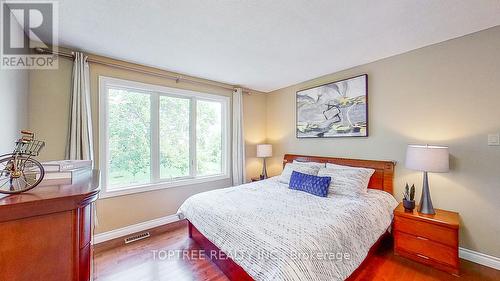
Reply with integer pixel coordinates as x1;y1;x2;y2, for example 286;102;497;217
0;155;45;194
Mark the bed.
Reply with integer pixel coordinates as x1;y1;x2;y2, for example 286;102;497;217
178;154;397;281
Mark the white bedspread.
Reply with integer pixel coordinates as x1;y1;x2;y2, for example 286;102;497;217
178;177;398;281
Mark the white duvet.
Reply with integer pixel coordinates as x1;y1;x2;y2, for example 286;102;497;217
178;177;398;281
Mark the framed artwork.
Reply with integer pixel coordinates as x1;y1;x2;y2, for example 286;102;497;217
296;74;368;138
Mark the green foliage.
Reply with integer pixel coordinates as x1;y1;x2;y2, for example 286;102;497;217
108;89;151;187
159;96;190;178
107;89;223;188
196;100;222;175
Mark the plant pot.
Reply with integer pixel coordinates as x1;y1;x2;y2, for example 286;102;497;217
403;199;415;211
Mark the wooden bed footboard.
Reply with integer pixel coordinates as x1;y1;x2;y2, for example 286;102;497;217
188;221;254;281
188;220;390;281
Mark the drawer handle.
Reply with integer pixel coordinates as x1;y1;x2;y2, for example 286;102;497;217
417;254;430;260
416;236;428;241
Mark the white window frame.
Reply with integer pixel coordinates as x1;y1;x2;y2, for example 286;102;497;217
99;76;230;198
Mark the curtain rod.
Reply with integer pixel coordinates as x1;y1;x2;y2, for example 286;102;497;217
35;48;254;94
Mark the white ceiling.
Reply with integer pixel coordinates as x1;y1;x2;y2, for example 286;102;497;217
32;1;500;92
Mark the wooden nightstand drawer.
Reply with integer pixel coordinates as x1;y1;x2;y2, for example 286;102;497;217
395;231;458;267
393;203;460;275
394;216;457;247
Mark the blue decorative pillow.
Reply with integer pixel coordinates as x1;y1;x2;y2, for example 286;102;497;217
289;171;331;197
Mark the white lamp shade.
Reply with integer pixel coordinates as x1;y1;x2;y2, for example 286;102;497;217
256;144;272;158
405;145;449;173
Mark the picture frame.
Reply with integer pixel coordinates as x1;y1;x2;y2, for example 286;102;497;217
296;74;368;138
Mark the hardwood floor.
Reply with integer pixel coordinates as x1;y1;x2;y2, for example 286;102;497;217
94;223;500;281
94;223;228;281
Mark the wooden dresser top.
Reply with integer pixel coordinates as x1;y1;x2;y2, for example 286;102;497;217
394;203;459;229
0;170;100;222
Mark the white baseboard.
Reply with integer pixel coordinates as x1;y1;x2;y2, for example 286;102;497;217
93;214;181;245
93;215;500;271
459;247;500;270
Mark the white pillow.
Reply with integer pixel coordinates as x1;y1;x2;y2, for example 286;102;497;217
279;163;320;184
318;167;375;197
292;160;325;168
325;163;373;172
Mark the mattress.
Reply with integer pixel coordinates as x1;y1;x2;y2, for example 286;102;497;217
178;177;398;281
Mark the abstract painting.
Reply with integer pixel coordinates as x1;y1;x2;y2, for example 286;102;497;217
296;74;368;138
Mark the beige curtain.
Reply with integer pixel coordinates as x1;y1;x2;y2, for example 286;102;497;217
232;88;245;185
66;52;94;162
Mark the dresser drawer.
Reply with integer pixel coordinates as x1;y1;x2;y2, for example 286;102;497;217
394;216;457;247
395;231;458;267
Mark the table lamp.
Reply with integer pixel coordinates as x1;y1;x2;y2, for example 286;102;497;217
405;144;449;215
256;144;272;179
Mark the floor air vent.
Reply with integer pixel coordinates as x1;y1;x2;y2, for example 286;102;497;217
124;232;151;244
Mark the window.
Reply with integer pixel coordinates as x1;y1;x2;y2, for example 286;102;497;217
197;100;223;176
99;77;229;197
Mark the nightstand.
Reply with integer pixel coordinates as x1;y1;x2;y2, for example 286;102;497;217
393;203;460;275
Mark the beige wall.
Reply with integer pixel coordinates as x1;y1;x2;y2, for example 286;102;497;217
244;93;267;180
28;54;265;233
1;16;29;152
266;26;500;257
28;59;72;160
0;68;28;153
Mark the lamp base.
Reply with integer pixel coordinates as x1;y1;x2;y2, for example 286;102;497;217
260;158;268;179
418;171;435;215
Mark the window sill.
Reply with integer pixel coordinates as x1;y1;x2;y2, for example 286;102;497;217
99;174;230;199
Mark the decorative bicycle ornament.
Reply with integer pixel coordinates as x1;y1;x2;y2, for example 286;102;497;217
0;131;46;194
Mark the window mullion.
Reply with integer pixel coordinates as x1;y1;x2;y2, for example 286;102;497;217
190;98;197;177
151;93;160;182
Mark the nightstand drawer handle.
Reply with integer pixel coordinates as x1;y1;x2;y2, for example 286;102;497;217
416;236;428;241
417;254;430;260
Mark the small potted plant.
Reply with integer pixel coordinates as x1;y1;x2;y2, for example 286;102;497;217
403;183;415;211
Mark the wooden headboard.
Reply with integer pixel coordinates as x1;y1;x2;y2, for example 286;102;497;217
283;154;396;194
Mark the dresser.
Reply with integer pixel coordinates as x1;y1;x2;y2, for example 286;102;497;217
0;171;100;281
393;203;460;275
